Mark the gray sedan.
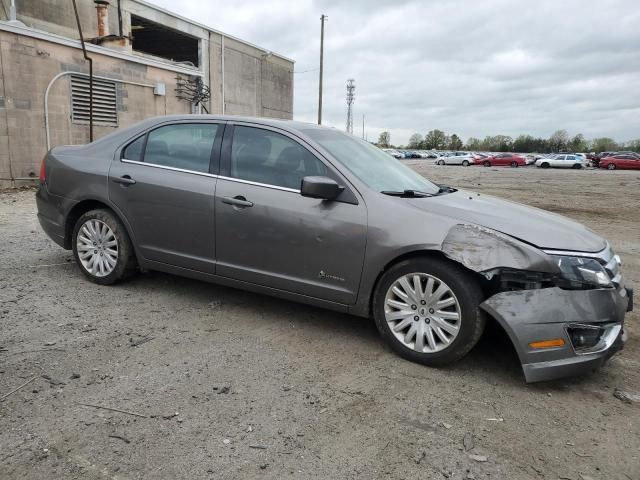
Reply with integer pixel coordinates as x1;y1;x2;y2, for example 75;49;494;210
36;115;633;382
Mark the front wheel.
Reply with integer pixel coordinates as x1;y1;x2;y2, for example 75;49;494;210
607;163;616;170
372;257;486;366
483;160;491;167
72;209;137;285
540;162;550;169
462;160;470;167
510;161;518;167
437;160;445;165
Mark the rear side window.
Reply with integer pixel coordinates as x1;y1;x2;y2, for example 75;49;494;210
123;135;145;162
230;126;329;190
123;124;219;173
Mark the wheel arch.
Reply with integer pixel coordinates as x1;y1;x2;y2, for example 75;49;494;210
364;249;488;318
64;198;137;257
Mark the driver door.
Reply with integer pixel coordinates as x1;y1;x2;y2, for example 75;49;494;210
214;124;368;305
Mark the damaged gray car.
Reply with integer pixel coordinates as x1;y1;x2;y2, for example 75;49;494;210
36;115;633;382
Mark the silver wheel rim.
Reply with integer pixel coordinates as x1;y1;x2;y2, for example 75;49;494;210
384;273;461;353
76;219;118;277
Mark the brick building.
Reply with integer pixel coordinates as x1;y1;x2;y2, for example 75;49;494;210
0;0;294;186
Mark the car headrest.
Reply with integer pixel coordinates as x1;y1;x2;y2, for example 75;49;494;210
274;146;302;172
147;139;169;156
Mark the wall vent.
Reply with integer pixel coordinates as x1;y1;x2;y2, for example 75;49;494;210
70;75;118;126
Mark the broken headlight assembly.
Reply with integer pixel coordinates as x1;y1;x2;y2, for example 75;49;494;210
553;255;613;290
484;254;614;293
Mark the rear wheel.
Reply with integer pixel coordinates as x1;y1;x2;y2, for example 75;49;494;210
572;163;582;169
462;160;470;167
510;161;518;167
483;160;491;167
607;163;616;170
373;257;486;366
72;209;137;285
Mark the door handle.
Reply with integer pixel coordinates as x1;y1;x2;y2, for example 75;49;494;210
221;195;254;208
112;175;136;185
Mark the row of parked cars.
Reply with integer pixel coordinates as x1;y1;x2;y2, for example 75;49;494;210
382;149;640;170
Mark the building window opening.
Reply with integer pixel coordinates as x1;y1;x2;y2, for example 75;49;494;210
131;15;200;67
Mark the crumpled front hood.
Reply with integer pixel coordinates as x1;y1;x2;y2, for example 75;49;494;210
407;190;606;253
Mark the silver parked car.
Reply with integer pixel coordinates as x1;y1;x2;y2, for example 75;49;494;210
36;115;633;382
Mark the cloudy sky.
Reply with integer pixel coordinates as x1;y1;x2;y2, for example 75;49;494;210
148;0;640;146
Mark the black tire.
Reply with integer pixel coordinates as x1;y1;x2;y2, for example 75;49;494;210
72;209;137;285
437;160;445;165
540;162;550;169
572;163;582;169
510;161;518;167
462;160;470;167
483;160;491;167
372;257;486;366
607;163;616;170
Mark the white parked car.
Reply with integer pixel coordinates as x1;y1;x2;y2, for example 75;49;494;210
435;154;474;166
535;154;585;169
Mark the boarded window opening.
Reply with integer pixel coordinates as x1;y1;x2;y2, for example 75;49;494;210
131;15;200;67
70;75;118;127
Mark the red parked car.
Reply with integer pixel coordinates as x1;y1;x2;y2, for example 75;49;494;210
599;154;640;170
474;153;527;167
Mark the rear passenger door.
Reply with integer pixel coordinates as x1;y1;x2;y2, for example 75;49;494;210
109;122;223;273
214;124;367;304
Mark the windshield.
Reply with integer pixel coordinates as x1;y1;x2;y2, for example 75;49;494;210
301;128;440;194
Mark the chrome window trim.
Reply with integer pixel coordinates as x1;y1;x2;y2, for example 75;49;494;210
218;175;300;193
120;159;302;193
121;158;217;178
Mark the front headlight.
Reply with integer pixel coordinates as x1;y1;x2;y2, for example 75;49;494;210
555;255;613;289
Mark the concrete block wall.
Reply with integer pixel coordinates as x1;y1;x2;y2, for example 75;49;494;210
0;0;294;187
210;34;293;119
0;29;191;187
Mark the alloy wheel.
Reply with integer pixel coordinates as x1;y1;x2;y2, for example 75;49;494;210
384;273;461;353
76;219;119;277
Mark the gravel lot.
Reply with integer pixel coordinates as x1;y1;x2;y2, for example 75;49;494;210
1;165;639;480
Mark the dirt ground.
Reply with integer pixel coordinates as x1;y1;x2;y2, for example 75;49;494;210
1;165;639;480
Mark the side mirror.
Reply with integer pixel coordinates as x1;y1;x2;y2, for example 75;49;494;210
300;176;343;201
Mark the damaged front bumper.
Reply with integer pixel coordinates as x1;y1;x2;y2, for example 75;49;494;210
480;286;632;383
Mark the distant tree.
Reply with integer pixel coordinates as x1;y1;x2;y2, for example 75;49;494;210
408;133;423;149
466;137;482;151
482;135;513;152
590;137;618;153
513;134;536;153
549;129;569;152
625;139;640;153
378;131;391;148
568;133;589;153
424;129;447;149
449;134;463;150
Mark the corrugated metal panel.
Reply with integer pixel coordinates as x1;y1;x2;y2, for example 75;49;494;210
70;75;118;126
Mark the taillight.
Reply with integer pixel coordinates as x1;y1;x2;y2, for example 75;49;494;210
39;156;46;182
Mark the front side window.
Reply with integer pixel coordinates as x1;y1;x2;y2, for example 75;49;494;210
140;123;219;173
230;126;329;190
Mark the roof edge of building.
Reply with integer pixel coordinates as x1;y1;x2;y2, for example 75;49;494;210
0;20;205;76
131;0;295;64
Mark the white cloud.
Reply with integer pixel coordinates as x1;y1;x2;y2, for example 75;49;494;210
147;0;640;145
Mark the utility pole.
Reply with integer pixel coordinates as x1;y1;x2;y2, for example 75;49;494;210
345;79;355;134
317;14;327;125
